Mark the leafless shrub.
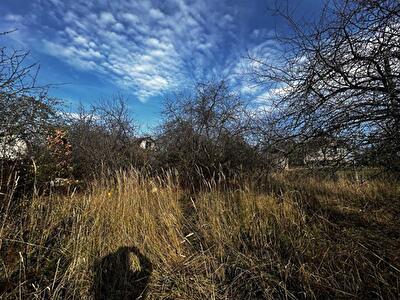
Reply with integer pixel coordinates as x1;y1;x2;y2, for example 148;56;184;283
65;95;142;179
251;0;400;172
156;80;260;187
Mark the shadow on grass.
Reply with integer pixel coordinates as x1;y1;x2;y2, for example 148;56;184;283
94;246;152;300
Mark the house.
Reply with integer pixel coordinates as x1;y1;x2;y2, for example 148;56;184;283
137;137;155;150
304;141;350;165
0;135;28;160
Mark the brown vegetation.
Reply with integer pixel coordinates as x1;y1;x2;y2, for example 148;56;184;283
1;1;400;298
1;170;399;299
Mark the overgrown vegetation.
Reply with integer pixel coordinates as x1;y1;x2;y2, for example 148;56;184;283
1;0;400;298
1;171;399;299
251;0;400;171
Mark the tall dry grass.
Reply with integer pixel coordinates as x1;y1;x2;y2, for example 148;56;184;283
1;169;399;299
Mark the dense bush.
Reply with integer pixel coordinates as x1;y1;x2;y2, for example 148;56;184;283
154;81;264;188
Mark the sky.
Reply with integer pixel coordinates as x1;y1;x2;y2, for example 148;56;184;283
0;0;324;132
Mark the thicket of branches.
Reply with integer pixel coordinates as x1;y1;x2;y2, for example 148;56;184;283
65;97;143;179
1;0;400;192
0;33;58;160
252;0;400;170
155;81;261;187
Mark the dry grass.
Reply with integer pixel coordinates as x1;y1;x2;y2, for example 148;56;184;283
1;169;399;299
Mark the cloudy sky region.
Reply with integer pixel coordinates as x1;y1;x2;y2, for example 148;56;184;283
0;0;323;130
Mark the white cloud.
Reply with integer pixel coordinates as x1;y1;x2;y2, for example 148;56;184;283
99;12;116;26
240;84;260;95
149;8;165;20
4;14;24;22
112;22;125;32
8;0;277;103
121;13;139;24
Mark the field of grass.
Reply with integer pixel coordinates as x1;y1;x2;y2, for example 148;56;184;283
1;170;399;299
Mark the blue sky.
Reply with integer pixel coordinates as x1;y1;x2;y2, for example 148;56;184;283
0;0;323;132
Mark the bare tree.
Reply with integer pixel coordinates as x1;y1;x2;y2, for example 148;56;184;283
0;32;58;159
0;31;40;95
251;0;400;170
66;95;139;178
157;80;258;185
163;81;248;138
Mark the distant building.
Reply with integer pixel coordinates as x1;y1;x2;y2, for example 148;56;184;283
0;135;28;160
137;137;155;150
273;156;289;170
264;146;290;170
304;142;350;165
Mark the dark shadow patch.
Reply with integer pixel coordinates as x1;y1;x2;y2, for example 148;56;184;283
0;239;72;298
94;246;152;300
